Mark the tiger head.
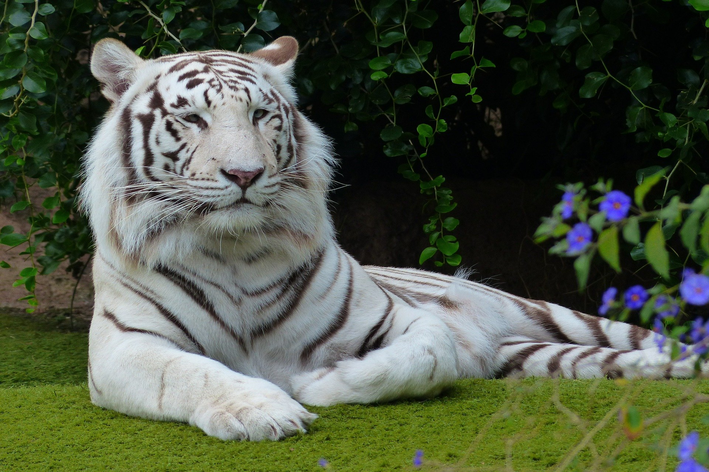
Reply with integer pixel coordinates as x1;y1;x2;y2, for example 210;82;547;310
82;37;334;264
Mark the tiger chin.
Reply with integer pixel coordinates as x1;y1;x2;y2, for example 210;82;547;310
82;36;703;441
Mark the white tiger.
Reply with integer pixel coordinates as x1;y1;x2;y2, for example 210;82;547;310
82;36;702;441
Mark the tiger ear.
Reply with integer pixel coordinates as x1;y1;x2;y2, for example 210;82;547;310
91;38;144;103
250;36;299;76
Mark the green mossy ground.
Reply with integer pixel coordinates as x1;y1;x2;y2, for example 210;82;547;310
2;312;709;471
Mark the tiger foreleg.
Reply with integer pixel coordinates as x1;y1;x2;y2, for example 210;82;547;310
290;308;459;406
494;336;703;379
89;319;316;441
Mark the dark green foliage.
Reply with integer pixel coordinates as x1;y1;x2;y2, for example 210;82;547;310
1;0;708;307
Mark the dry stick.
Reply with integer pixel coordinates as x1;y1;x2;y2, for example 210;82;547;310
554;390;632;472
456;384;521;468
551;380;600;460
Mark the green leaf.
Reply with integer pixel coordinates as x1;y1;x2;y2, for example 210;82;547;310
552;25;581;46
418;86;436;97
42;195;60;209
435;202;457;213
380;125;403;142
17;111;36;132
0;261;10;268
9;7;31;26
579;72;608;98
689;0;709;11
394;58;421;74
22;73;47;93
629;66;652;91
657;148;672;158
459;0;474;25
598;226;621;272
503;25;523;38
575;44;594;70
1;233;26;247
634;168;666;209
622;217;640;245
10;201;30;213
4;51;28;69
419;247;437;264
0;85;20;100
588;212;606;234
436;238;460;256
29;22;49;40
645;222;670;279
442;217;459;231
479;58;496;68
417;124;434;137
370;71;388;81
240;35;265;53
19;267;37;277
480;0;511;14
38;4;56;15
701;215;709;255
38;172;57;188
681;211;702;253
179;28;203;40
52;209;70;224
443;95;458;107
378;31;406;48
451;73;470;85
393;84;416;104
450;47;471;60
446;254;462;267
591;34;613;56
574;252;592;291
256;10;280;32
459;25;475;43
369;56;391;71
579;6;599;25
411;10;438;29
74;0;94;14
527;20;546;33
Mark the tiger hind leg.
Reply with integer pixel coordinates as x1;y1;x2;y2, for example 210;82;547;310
494;337;702;379
290;307;459;406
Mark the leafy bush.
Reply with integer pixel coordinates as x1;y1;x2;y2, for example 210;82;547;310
0;0;707;322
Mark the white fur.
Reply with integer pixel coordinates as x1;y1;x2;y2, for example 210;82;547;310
82;38;703;442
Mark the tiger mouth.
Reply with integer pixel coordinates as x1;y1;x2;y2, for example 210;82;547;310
231;197;255;208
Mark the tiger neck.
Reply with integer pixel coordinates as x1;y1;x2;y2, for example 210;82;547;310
100;211;334;275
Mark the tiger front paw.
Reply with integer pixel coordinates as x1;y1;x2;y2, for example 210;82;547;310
190;383;317;441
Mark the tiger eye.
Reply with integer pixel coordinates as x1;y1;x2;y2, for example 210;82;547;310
183;113;202;124
252;108;267;121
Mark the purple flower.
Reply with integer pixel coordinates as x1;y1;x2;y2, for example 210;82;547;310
599;287;617;316
681;269;709;306
318;458;329;468
413;450;423;468
566;223;593;254
624;285;649;310
653;317;666;353
679;431;700;460
655;295;679;319
677;458;709;472
561;191;575;220
690;318;709;344
599;190;631;221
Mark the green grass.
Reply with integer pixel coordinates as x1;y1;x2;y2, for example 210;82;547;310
2;312;709;471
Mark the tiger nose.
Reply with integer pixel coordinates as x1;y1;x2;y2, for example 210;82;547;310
221;167;264;189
